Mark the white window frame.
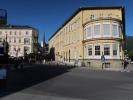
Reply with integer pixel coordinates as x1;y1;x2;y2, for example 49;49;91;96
102;22;111;37
86;25;92;39
94;23;101;38
112;43;120;59
112;22;119;38
94;44;101;59
103;44;110;56
88;45;93;57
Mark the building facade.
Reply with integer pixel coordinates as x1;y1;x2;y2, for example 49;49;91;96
49;6;125;69
0;9;7;25
0;25;38;57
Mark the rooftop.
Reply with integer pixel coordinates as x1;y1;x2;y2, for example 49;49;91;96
0;24;37;30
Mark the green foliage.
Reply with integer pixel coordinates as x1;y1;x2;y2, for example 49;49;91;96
127;36;133;57
128;50;133;58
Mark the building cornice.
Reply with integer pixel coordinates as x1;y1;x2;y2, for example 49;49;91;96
82;37;122;43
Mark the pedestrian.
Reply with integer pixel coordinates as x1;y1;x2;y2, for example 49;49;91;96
20;57;24;70
101;54;105;70
123;59;129;72
43;59;46;64
0;65;7;91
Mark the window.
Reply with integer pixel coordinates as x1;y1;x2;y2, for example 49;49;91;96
9;38;11;42
87;25;91;37
0;31;2;35
14;31;17;35
11;38;14;43
24;38;30;45
94;24;100;36
95;45;100;55
10;31;12;35
19;31;21;35
14;38;16;43
0;38;3;42
103;23;110;35
88;45;92;56
113;44;117;56
26;31;29;35
19;38;21;43
5;31;7;34
104;44;110;55
112;24;118;36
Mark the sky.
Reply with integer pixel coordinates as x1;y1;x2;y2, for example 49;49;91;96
0;0;132;43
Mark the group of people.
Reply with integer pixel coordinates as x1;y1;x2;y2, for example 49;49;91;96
101;54;129;71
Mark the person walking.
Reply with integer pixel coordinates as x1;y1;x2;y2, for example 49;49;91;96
123;59;129;72
101;54;105;70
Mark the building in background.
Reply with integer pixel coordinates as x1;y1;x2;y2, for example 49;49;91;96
49;6;125;69
0;25;38;57
0;9;7;25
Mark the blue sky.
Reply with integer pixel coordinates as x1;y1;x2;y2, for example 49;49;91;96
0;0;132;43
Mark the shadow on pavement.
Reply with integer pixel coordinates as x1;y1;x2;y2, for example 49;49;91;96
0;64;75;98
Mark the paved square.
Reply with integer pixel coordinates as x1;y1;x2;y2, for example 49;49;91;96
1;65;133;100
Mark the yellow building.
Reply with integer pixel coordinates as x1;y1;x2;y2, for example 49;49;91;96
49;6;125;69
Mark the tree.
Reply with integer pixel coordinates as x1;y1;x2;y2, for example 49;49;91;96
128;50;133;58
45;47;55;61
3;39;9;57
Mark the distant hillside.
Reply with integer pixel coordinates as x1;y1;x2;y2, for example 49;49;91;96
127;36;133;52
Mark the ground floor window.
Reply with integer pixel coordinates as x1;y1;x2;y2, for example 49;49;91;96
104;44;110;55
85;43;120;59
95;45;100;56
113;44;117;56
88;45;92;56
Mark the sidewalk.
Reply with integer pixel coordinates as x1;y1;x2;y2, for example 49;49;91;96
79;64;133;72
